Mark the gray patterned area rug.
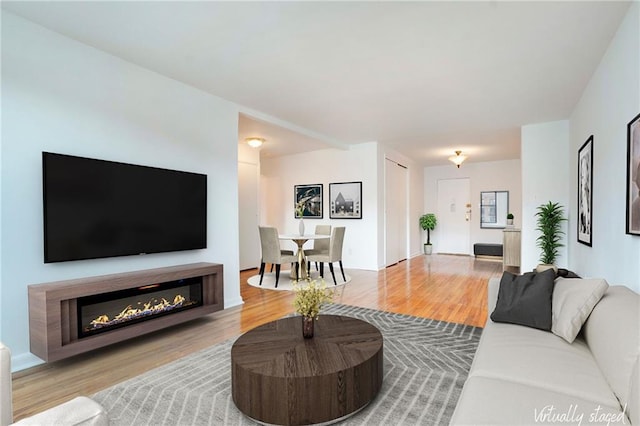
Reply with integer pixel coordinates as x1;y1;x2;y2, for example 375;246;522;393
93;304;482;425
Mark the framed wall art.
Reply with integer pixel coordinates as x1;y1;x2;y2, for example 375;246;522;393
627;113;640;236
294;184;323;219
329;182;362;219
578;135;593;246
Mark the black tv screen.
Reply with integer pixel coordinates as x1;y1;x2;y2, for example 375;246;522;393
43;152;207;263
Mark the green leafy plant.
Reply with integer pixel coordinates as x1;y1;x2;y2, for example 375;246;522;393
419;213;437;245
507;213;514;220
535;201;566;265
292;279;333;320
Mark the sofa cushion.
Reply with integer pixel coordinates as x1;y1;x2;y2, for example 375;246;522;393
629;357;639;426
582;286;640;425
450;375;627;425
551;277;608;343
13;396;108;426
470;319;620;408
490;269;555;331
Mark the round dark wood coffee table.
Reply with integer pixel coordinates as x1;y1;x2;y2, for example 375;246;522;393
231;315;383;425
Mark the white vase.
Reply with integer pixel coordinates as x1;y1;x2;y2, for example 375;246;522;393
298;218;305;236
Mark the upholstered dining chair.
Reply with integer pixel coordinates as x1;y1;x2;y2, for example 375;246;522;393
258;227;298;288
305;224;331;272
306;227;346;285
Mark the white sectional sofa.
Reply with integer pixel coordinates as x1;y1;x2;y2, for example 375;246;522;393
451;277;639;425
0;342;108;426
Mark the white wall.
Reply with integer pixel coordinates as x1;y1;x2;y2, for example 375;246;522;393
409;160;425;258
568;3;640;291
260;142;424;271
375;143;387;268
520;121;571;273
238;144;261;270
1;13;242;370
238;143;260;164
260;143;380;270
423;159;522;254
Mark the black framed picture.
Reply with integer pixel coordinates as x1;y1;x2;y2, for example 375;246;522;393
578;135;593;246
329;182;362;219
294;184;323;219
627;113;640;236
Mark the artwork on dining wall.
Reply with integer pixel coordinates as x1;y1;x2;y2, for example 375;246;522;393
294;184;323;219
329;181;362;219
578;135;593;246
626;113;640;236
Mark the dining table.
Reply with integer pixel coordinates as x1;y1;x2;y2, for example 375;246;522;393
279;234;330;280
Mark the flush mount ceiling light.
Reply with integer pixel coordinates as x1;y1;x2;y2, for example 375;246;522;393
245;137;265;148
448;150;467;168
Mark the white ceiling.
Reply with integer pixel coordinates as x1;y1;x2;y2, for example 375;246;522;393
2;1;631;166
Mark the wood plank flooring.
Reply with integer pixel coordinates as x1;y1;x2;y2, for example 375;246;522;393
11;254;502;421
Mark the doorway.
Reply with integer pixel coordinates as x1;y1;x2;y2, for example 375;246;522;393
436;178;471;255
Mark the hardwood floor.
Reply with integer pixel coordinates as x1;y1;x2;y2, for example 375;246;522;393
11;254;502;421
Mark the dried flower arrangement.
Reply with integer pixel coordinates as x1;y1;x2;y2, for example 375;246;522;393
292;279;333;319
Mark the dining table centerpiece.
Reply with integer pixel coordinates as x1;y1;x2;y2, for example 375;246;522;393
293;279;333;338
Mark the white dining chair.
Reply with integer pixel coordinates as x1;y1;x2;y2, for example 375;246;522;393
258;227;298;288
305;224;331;272
306;227;346;285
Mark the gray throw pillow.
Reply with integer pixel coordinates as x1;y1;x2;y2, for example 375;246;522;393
490;269;556;331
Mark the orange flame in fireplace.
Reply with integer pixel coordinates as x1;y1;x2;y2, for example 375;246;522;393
88;294;188;329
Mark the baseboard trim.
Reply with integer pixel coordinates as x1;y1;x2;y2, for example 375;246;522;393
474;255;503;262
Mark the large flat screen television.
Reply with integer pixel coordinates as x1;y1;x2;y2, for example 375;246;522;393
43;152;207;263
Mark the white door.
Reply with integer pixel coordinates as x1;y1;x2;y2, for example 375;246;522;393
385;159;408;266
238;162;260;270
436;178;471;255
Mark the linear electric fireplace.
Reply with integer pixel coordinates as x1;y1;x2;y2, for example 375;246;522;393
28;263;224;362
77;277;203;338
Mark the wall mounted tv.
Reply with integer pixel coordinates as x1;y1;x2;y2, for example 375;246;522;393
43;152;207;263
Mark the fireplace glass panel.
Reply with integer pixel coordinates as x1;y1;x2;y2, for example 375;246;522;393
78;277;203;338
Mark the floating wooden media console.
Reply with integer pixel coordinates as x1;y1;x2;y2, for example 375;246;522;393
28;262;224;362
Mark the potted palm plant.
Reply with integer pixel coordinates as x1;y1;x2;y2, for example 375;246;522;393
535;201;566;272
419;213;437;255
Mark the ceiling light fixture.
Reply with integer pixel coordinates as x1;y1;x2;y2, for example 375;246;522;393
245;137;265;148
448;150;467;168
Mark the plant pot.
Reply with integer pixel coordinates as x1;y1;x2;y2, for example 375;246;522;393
536;264;558;274
506;219;513;226
424;244;433;255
